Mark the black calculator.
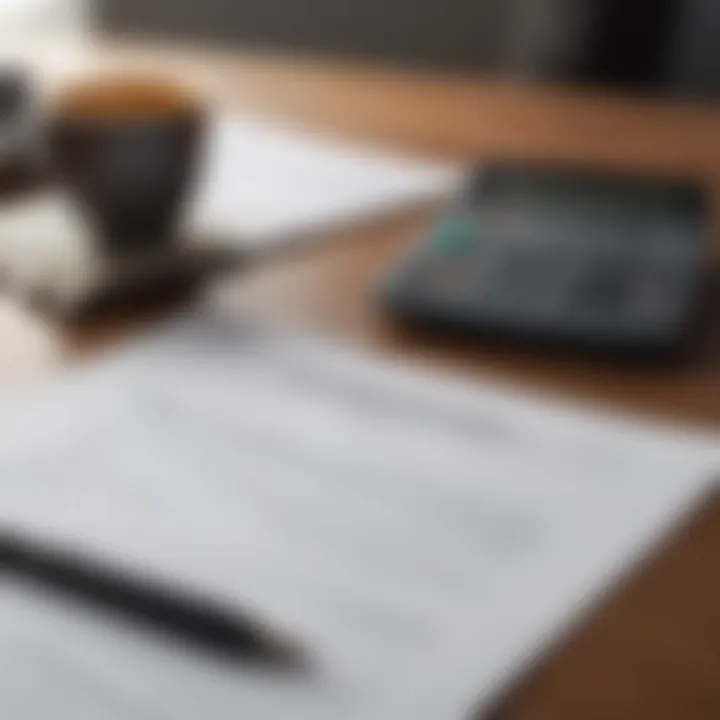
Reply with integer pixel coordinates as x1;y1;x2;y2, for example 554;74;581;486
380;163;709;358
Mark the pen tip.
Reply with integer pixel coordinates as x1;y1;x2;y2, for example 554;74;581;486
259;632;309;671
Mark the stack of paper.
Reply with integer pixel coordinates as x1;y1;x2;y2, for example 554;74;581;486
0;309;715;719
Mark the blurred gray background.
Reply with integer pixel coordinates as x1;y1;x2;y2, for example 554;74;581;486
94;0;720;98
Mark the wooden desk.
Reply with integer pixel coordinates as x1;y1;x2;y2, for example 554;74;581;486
1;37;719;720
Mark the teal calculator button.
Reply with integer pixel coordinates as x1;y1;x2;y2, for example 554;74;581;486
428;215;476;255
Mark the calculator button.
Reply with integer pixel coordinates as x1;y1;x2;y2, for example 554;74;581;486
633;267;689;319
479;246;574;316
427;215;477;256
572;259;641;314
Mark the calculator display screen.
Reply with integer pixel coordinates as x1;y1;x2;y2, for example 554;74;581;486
480;166;703;220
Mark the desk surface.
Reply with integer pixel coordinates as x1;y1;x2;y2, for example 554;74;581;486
0;36;718;720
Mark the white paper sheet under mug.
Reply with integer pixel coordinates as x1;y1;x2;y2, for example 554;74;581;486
189;115;463;248
0;309;715;720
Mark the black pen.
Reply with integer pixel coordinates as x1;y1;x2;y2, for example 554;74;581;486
0;531;303;667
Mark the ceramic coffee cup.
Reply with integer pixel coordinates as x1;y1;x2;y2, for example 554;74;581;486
49;77;204;255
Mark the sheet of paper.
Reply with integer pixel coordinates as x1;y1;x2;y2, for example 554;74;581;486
0;309;715;720
189;115;462;249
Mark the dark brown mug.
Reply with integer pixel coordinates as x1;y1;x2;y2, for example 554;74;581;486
49;77;204;256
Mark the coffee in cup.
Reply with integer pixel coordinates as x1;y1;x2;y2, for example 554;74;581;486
49;77;205;255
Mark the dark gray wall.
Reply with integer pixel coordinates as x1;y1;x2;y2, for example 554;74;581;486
95;0;593;75
96;0;510;71
672;0;720;98
95;0;720;95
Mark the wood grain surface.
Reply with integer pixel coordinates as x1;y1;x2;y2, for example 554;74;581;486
0;36;717;720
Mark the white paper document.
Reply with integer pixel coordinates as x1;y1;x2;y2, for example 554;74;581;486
190;115;462;248
0;310;716;720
